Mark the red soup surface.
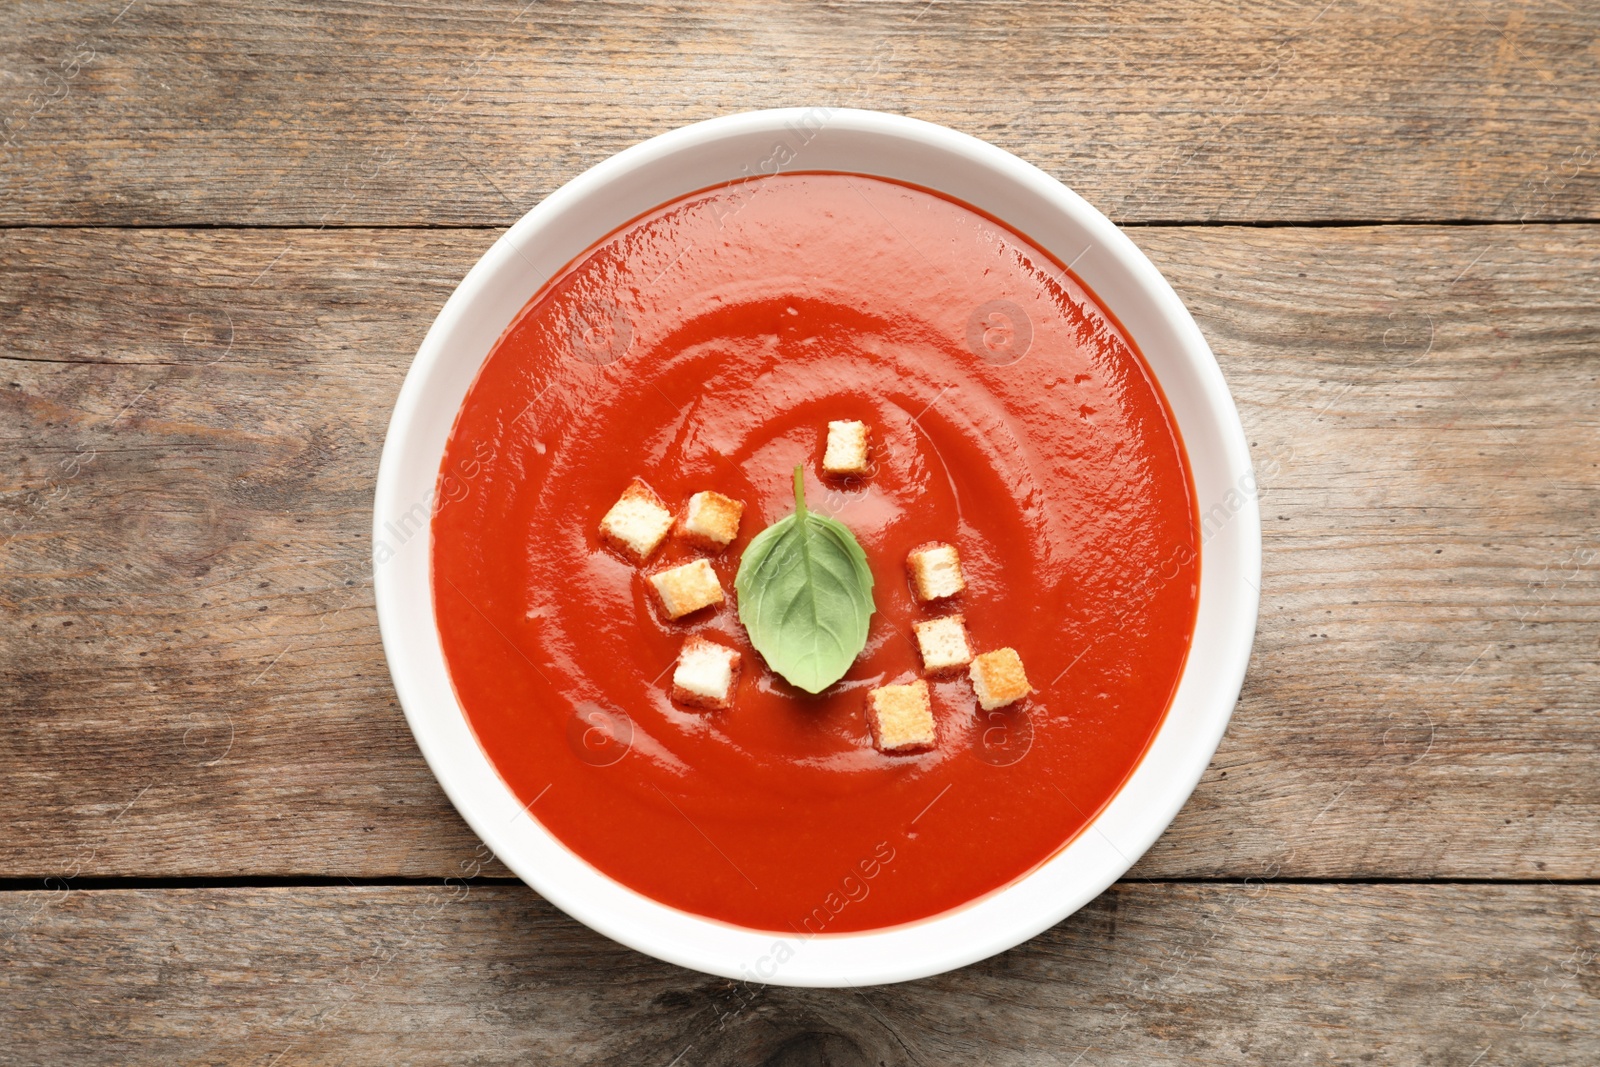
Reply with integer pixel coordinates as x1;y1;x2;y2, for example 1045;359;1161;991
431;172;1198;934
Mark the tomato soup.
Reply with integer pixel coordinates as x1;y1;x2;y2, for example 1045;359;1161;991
431;173;1198;933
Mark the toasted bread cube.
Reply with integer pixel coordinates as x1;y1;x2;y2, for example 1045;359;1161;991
969;647;1032;710
599;478;673;563
906;541;965;601
867;679;936;753
650;558;724;619
677;491;745;551
823;420;871;476
914;615;974;675
671;636;742;710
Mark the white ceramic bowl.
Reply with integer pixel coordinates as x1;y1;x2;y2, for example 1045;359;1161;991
374;108;1260;987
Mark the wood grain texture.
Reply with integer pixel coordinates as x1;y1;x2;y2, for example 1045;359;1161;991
1;223;1595;882
0;0;1597;226
2;883;1597;1064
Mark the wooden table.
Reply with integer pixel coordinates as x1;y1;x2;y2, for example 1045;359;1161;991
3;1;1597;1062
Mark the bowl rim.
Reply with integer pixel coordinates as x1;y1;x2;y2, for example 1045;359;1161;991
374;107;1261;987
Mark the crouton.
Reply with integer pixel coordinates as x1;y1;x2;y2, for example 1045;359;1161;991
670;636;742;710
913;615;974;675
822;420;871;477
677;490;745;551
969;647;1032;710
650;558;725;619
906;541;966;601
867;679;936;753
599;478;673;563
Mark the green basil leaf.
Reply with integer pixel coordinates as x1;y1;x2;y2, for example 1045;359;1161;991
735;466;876;694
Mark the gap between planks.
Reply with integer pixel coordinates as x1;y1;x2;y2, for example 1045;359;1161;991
4;218;1600;232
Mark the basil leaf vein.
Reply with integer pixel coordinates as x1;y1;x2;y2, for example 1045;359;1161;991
735;466;876;694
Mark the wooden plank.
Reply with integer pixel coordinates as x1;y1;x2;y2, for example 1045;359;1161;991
2;883;1596;1062
0;0;1597;226
0;224;1596;880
